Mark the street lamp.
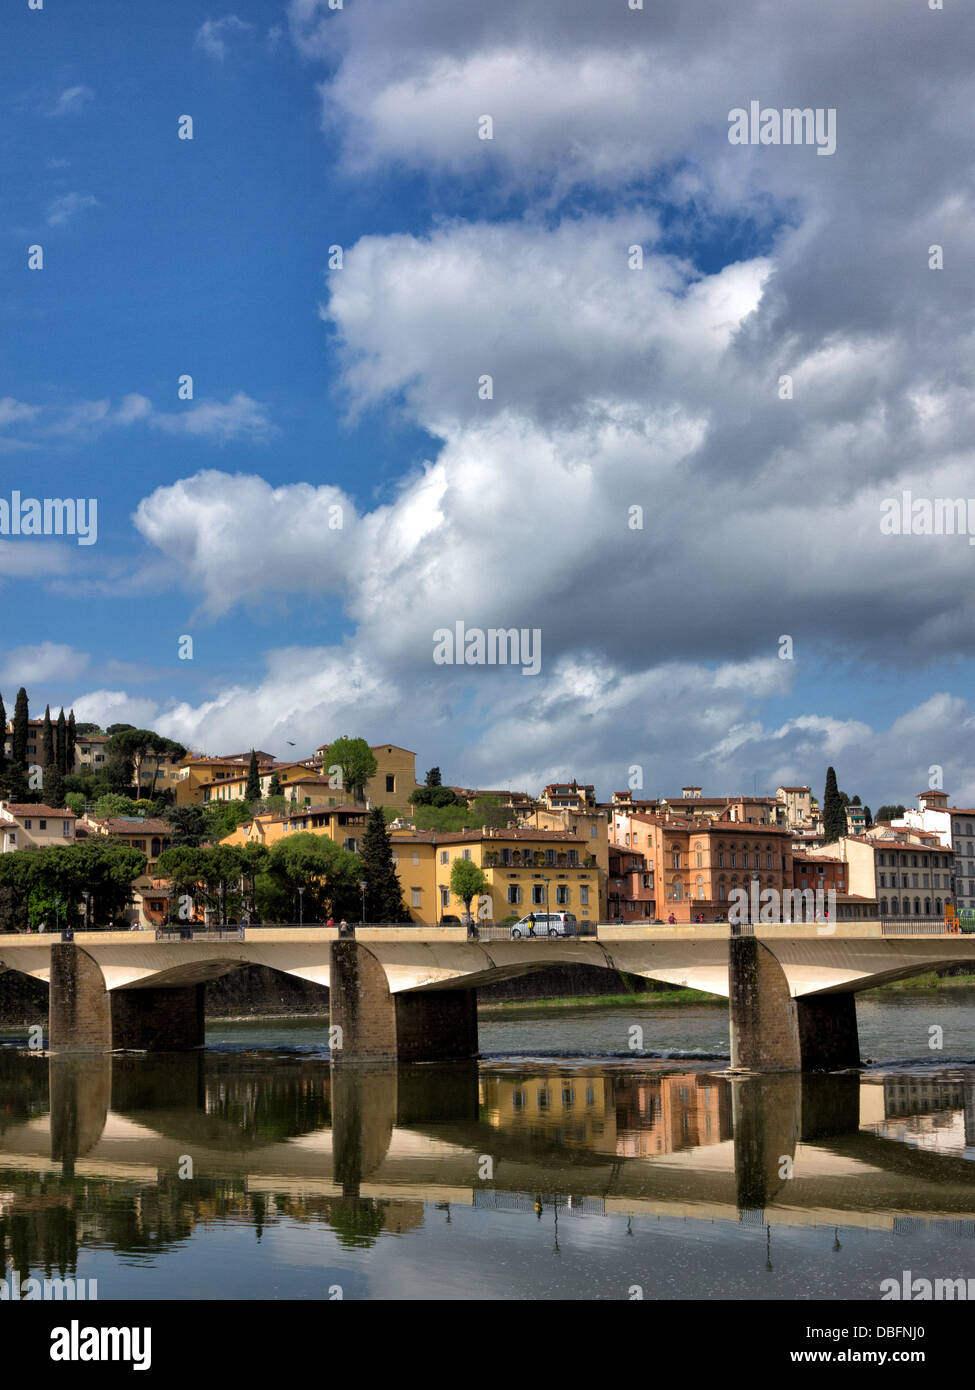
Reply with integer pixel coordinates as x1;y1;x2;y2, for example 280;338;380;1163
297;885;305;927
82;889;91;932
359;879;367;925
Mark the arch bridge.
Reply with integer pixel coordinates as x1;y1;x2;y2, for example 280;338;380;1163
1;922;972;1071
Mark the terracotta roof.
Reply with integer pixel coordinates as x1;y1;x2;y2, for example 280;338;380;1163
2;803;76;818
87;817;172;835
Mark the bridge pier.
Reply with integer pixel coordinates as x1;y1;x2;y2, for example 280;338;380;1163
329;940;478;1063
729;935;861;1072
49;943;205;1052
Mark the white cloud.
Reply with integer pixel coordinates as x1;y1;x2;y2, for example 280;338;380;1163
69;690;161;730
195;15;254;61
0;642;89;688
46;192;98;227
20;391;272;445
48;85;93;118
133;471;354;616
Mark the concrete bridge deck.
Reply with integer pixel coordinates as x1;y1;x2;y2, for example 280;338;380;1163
1;923;972;1069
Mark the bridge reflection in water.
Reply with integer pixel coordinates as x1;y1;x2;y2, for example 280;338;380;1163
1;1052;974;1278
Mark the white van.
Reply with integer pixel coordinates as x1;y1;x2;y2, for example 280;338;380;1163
510;912;577;938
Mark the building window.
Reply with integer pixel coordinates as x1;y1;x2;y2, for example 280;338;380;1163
508;886;521;905
440;887;449;907
532;884;545;905
386;776;395;793
463;849;471;861
412;852;420;866
580;886;589;906
411;888;421;908
24;820;31;830
440;850;449;865
556;885;569;905
39;820;47;831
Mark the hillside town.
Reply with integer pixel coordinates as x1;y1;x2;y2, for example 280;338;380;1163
0;690;970;934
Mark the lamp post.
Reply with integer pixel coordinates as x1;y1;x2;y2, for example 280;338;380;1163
359;879;367;926
82;889;90;932
297;885;304;927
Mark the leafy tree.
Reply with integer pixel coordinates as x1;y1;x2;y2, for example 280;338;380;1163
472;794;511;830
204;800;254;842
0;837;146;931
41;707;55;770
143;735;186;800
55;709;67;775
875;804;906;824
94;793;141;818
106;723;136;736
409;786;462;808
822;766;847;843
324;736;377;803
267;770;283;798
411;803;481;832
11;688;29;769
449;858;488;924
425;767;442;787
165;804;209;847
65;792;85;817
360;806;408;922
74;722;102;736
245;749;261;801
257;834;361;922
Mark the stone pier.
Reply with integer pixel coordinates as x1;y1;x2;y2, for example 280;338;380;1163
49;943;205;1052
329;940;478;1063
729;934;861;1072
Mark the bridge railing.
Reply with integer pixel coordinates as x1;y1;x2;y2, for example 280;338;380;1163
155;926;246;942
880;918;970;935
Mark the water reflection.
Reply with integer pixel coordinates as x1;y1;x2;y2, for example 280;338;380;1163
0;1051;974;1289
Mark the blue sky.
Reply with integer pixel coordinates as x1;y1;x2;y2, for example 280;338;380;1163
2;0;974;809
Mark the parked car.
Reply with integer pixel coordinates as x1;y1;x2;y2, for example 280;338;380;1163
510;912;577;938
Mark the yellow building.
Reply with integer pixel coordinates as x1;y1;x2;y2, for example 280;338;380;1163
315;742;422;814
220;816;600;925
391;826;600;925
175;751;276;805
520;807;609;918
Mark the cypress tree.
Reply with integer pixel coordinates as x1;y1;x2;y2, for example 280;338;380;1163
268;770;283;798
0;692;6;776
245;749;261;802
823;766;847;843
12;688;29;769
360;806;408;922
55;709;67;775
66;710;77;771
425;767;442;787
45;764;65;809
41;706;55;769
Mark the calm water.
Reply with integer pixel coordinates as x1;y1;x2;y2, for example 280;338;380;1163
1;992;974;1301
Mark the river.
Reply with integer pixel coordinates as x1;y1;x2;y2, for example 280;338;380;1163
1;990;973;1301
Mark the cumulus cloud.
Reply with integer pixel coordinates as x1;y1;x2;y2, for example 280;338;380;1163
0;642;89;688
195;15;254;61
133;471;354;616
68;0;975;809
